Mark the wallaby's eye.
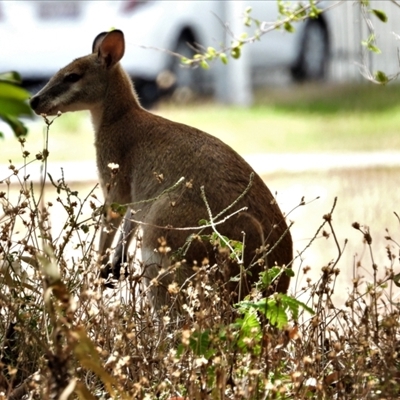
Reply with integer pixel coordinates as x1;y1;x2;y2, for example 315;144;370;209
64;73;82;83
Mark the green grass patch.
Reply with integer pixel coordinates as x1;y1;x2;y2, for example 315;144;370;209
159;83;400;154
2;83;400;163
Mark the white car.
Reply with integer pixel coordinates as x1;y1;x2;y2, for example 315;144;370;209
0;1;330;105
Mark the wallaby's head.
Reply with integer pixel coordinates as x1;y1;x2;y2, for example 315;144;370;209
30;30;126;116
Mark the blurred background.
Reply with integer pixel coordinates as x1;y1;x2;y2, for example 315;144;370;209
2;1;400;104
1;0;400;300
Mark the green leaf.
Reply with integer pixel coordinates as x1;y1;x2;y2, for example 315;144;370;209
235;309;260;332
369;44;381;54
240;297;288;329
266;298;288;328
0;81;31;102
0;76;33;137
0;81;33;134
110;202;127;216
231;47;241;60
284;21;295;33
199;234;211;242
180;57;193;65
189;330;211;357
392;272;400;287
277;0;285;15
219;53;228;65
362;34;381;54
260;266;282;288
233;307;261;352
374;70;388;84
206;46;217;58
309;3;322;19
0;115;28;137
0;99;32;117
285;268;295;278
176;343;185;357
232;240;243;254
371;9;388;23
200;59;209;70
238;292;314;329
0;71;22;85
295;3;307;18
280;294;315;320
218;235;230;248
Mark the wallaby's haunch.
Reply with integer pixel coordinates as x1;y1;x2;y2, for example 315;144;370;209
30;30;293;309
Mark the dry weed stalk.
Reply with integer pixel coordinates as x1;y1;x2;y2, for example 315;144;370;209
1;134;400;399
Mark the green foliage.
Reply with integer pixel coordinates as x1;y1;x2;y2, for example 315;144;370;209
189;330;215;359
230;45;241;60
283;21;295;33
308;0;322;19
371;8;388;23
177;0;323;69
219;52;228;65
277;0;321;22
359;2;395;85
0;71;33;138
110;202;128;216
362;33;381;54
374;70;389;84
2;134;400;397
232;267;314;334
174;0;394;87
239;294;313;329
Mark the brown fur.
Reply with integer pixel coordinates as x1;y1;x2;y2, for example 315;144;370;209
30;30;293;308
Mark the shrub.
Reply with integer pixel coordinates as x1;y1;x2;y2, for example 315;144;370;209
0;120;399;399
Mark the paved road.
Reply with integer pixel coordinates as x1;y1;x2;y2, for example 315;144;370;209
2;151;400;183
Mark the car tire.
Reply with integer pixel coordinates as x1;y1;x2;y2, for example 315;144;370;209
171;31;204;95
133;78;160;109
291;18;329;82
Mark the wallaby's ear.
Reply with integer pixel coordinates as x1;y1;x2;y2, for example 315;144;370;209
96;30;125;68
92;31;108;53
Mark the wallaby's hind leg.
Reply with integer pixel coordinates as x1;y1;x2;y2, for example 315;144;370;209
140;245;196;311
110;208;138;281
98;209;123;284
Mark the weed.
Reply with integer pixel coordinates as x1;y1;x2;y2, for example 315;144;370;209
0;127;399;399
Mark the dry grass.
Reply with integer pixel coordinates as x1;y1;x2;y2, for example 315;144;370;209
1;131;400;399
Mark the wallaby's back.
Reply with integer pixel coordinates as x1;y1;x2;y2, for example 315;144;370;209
30;30;293;307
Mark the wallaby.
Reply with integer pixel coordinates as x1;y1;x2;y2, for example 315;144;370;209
30;30;293;309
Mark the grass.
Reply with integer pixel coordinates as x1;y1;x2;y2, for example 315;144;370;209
1;143;400;398
263;166;400;304
2;82;400;164
158;82;400;153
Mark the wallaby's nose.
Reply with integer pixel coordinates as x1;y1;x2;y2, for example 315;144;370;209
30;96;40;111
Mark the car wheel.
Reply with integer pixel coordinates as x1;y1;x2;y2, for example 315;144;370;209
170;31;204;95
22;79;46;95
291;18;329;82
133;78;160;109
